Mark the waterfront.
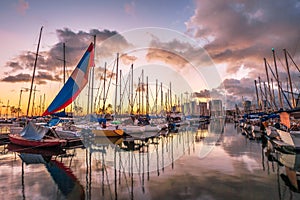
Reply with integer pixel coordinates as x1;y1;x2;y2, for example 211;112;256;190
0;122;299;200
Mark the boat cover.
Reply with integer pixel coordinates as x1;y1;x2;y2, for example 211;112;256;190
19;122;50;140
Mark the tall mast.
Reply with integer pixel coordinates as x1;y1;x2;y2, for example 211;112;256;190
264;58;273;110
169;82;172;112
138;77;141;114
63;43;66;113
284;48;295;108
254;80;260;111
39;95;42;116
63;43;66;84
181;93;183;113
286;77;290;104
160;82;163;114
258;77;264;111
102;62;107;114
90;35;96;113
119;69;122;114
42;94;45;114
155;79;158;115
272;48;283;109
18;89;23;118
165;92;168;112
263;82;268;111
131;64;134;114
27;26;43;117
142;69;144;114
114;53;119;114
271;78;276;108
146;76;149;114
31;85;37;116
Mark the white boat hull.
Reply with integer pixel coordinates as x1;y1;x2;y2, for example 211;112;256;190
276;129;300;149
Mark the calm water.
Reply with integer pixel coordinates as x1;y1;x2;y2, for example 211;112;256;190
0;122;299;200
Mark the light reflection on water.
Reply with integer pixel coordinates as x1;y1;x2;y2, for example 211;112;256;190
0;122;299;200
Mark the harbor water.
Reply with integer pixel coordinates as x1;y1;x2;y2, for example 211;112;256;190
0;122;299;200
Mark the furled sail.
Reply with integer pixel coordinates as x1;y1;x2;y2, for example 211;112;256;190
42;43;94;116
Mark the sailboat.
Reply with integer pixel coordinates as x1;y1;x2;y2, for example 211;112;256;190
9;121;67;147
273;111;300;150
42;42;94;116
9;43;95;147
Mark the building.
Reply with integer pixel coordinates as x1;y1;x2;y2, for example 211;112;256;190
209;99;223;117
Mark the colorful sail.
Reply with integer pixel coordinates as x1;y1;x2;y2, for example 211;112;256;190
42;43;94;116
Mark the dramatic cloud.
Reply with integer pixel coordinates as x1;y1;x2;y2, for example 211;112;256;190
146;37;213;70
193;89;210;98
186;0;300;78
2;28;132;84
2;73;31;83
120;53;137;65
222;78;255;96
1;71;60;85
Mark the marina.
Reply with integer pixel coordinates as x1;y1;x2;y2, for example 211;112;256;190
1;122;300;199
1;1;300;199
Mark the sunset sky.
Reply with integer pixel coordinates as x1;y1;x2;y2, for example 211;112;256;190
0;0;300;116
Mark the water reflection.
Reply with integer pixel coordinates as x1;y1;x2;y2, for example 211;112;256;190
262;137;300;199
4;144;85;200
82;128;198;200
3;121;299;199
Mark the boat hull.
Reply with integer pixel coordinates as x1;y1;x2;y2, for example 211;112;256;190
9;134;67;147
276;129;300;149
92;129;124;137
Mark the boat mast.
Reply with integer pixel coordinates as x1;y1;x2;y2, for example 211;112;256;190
263;82;271;111
283;48;295;108
169;82;172;112
90;35;96;113
63;43;66;113
102;62;107;114
142;69;144;115
26;26;43;117
264;58;274;111
119;69;122;114
114;53;119;115
39;95;42;116
181;93;183;113
131;64;134;114
155;79;158;115
258;77;265;111
160;82;163;114
17;89;23;118
146;76;149;114
138;77;141;114
272;48;283;109
271;78;276;108
254;80;260;111
31;85;37;116
63;43;66;84
42;94;45;114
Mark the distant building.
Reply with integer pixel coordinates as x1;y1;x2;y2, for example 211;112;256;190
243;100;251;113
209;100;223;117
199;102;209;116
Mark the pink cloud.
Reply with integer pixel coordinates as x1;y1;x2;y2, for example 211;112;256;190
186;0;300;79
16;0;29;15
124;1;135;16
